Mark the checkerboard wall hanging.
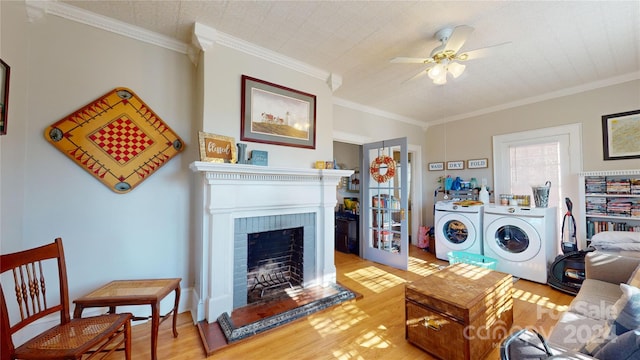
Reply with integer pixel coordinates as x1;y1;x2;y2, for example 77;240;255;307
45;87;185;193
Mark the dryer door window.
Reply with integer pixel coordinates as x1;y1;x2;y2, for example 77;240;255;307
444;220;468;244
484;216;541;262
435;211;479;252
495;225;529;253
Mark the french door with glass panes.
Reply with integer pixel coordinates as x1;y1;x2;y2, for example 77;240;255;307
362;137;409;270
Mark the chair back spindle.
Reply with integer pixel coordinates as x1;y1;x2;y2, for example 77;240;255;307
12;259;48;321
1;238;131;359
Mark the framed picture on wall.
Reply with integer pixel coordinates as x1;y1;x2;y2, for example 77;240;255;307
467;158;488;169
447;161;465;170
240;75;316;149
428;162;444;171
602;109;640;160
0;58;10;135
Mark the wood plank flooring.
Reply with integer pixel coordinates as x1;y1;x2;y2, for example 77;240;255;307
111;246;574;359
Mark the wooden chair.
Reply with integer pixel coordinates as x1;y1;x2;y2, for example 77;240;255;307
1;238;132;359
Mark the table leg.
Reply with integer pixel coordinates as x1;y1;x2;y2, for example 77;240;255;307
151;302;160;360
172;286;181;338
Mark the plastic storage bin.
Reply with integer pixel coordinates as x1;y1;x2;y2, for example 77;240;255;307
447;251;498;270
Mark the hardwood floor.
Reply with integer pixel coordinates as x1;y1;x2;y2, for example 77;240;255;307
114;246;574;359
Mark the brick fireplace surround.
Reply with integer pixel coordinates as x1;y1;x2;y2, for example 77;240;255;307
189;162;353;323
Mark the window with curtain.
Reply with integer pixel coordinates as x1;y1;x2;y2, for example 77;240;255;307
509;141;561;210
493;124;583;243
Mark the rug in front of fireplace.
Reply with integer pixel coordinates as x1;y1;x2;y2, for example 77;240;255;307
217;283;356;343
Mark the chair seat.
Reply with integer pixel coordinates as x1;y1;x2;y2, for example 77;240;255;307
14;313;131;359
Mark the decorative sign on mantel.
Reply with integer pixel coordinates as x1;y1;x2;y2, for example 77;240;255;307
199;132;237;163
250;150;268;166
44;87;185;193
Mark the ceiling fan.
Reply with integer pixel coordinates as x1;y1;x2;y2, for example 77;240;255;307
391;25;510;85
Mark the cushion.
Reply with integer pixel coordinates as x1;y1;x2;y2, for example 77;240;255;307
594;329;640;360
581;283;640;354
612;292;640;335
612;284;640;320
628;265;640;288
569;279;621;319
591;231;640;244
547;311;609;351
581;322;613;355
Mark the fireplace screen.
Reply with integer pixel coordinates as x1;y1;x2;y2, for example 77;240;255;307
246;227;304;303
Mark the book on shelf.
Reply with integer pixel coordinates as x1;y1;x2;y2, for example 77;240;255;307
585;176;607;193
606;178;631;194
632;178;640;195
586;220;640;239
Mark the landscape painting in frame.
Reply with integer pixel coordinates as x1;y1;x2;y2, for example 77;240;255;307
602;109;640;160
241;75;316;149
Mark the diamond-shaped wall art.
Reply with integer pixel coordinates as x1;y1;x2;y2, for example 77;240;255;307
45;87;185;193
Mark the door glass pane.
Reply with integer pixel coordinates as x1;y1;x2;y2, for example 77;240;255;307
368;146;402;255
494;225;529;253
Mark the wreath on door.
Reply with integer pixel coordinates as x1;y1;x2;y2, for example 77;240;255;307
370;155;396;183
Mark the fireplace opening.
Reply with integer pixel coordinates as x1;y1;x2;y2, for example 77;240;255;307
246;227;304;304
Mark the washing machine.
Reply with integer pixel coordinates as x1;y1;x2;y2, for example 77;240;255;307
434;200;484;261
483;205;557;283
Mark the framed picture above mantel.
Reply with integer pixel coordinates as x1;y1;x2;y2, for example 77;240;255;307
240;75;316;149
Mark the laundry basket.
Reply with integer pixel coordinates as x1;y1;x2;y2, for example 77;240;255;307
447;251;498;270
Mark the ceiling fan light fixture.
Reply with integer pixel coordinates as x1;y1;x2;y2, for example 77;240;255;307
433;72;447;85
448;61;466;78
427;63;446;80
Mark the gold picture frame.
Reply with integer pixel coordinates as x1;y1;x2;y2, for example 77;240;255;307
199;132;237;163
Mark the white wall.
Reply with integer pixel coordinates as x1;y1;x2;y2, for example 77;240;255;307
423;80;640;227
0;2;197;322
199;44;334;167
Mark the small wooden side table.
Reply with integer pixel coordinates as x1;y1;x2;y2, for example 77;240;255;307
73;278;181;360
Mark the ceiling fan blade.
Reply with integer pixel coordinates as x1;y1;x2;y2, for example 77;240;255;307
401;67;431;84
459;42;512;61
390;57;433;64
444;25;474;53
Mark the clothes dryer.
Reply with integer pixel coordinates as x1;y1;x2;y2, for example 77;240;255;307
434;201;484;261
483;205;557;283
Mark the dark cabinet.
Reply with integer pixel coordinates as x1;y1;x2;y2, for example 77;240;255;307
335;213;359;255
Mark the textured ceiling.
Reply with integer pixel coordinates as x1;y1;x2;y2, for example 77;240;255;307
60;0;640;126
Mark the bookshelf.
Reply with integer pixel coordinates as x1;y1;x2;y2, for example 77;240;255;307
578;170;640;244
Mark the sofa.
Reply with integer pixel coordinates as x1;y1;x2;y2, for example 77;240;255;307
546;247;640;359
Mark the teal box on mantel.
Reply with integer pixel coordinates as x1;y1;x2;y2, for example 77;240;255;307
250;150;268;166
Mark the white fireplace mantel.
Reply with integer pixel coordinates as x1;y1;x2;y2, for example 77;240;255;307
189;162;353;322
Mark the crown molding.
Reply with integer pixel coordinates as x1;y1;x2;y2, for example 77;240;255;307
327;73;343;92
192;22;217;52
192;22;331;84
23;2;416;124
430;71;640;126
25;0;190;54
333;97;428;130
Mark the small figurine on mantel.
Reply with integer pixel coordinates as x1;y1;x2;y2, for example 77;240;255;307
236;143;248;164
